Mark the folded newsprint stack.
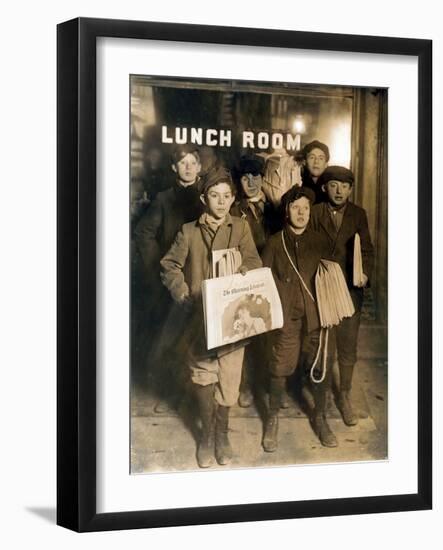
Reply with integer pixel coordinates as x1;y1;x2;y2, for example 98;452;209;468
211;248;242;278
202;267;284;350
315;260;355;328
353;233;365;287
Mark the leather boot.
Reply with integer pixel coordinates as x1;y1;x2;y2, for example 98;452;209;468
215;406;233;465
195;384;215;468
337;390;358;426
262;377;284;452
262;414;279;452
238;359;253;407
312;414;338;447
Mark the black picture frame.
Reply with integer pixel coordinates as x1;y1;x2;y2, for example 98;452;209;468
57;17;432;532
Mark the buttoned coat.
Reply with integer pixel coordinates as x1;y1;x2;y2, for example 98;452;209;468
261;226;329;334
160;215;262;359
310;201;374;292
161;214;262;302
134;180;203;277
230;198;269;255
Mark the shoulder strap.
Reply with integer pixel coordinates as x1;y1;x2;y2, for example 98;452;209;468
281;231;315;303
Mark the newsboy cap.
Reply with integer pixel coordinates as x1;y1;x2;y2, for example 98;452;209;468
200;166;235;196
303;140;330;161
318;166;355;187
237;155;265;176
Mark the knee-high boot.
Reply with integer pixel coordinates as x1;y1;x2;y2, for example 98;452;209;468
338;363;358;426
262;376;285;452
311;382;337;448
195;384;215;468
215;405;233;465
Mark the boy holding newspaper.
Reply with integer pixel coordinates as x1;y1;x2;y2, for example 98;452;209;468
311;166;374;426
261;186;339;450
160;166;262;469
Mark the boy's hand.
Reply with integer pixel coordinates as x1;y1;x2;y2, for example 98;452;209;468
238;266;248;276
357;273;369;287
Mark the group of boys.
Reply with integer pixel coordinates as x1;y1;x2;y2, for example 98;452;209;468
135;140;374;469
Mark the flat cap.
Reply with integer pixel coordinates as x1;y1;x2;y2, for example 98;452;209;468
318;165;354;186
200;166;235;195
237;155;265;176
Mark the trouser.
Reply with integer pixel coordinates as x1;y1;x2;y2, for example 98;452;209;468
152;299;190;401
333;289;363;391
239;336;267;394
268;321;332;415
188;347;245;407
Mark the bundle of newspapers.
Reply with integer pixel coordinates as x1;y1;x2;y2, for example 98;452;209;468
211;248;242;278
315;260;355;328
353;233;365;287
202;266;284;350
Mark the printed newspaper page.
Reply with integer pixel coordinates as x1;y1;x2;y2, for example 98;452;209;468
202;267;283;349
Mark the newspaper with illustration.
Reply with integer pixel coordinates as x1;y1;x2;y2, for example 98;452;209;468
202;266;284;350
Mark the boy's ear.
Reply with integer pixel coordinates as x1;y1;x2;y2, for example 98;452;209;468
171;164;177;173
200;193;207;206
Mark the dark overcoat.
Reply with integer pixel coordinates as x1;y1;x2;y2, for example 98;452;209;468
261;225;329;334
310;201;374;295
134;180;203;276
301;168;326;204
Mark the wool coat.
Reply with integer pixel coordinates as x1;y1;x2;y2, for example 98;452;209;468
230;197;272;254
301;168;326;204
261;225;329;335
134;179;203;277
160;214;262;359
160;214;262;302
310;201;374;294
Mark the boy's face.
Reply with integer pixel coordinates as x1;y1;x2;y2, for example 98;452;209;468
172;153;201;184
240;173;263;198
306;147;328;178
202;182;235;220
288;196;310;232
324;179;352;206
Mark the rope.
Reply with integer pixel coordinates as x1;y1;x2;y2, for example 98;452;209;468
309;327;329;384
281;231;328;384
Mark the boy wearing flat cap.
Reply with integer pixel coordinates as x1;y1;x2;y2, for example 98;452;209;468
311;166;374;426
231;155;274;408
231;155;272;254
261;186;337;451
161;166;262;468
302;140;330;203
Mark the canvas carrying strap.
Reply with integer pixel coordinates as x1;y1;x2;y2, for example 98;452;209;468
280;231;328;384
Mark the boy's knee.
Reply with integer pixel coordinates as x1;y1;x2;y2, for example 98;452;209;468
190;368;218;387
214;386;239;407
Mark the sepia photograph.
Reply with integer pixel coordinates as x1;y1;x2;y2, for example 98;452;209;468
129;74;388;473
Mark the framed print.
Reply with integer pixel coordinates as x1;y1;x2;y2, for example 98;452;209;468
57;17;432;532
